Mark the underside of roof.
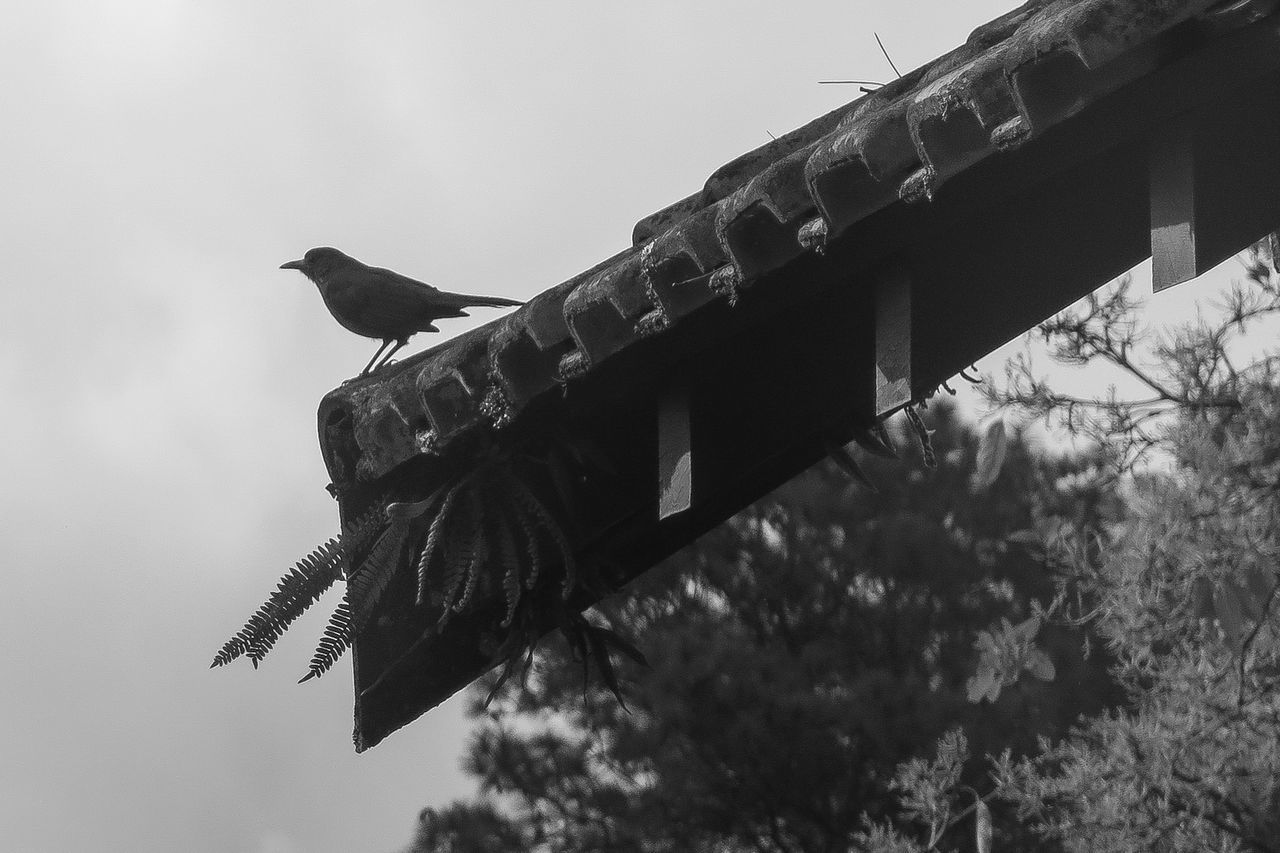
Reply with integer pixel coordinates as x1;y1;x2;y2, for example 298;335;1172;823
311;0;1280;749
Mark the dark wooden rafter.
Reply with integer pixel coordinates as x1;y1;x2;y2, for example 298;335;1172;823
1150;70;1280;291
873;262;913;416
1151;115;1201;290
300;1;1280;750
657;380;693;519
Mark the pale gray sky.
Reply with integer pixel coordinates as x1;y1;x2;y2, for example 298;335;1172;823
0;2;1253;852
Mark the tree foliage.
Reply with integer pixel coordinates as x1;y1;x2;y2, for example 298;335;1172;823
398;245;1280;853
862;244;1280;852
967;248;1280;852
397;403;1120;852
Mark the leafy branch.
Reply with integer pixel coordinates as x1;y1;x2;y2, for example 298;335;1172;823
983;265;1280;473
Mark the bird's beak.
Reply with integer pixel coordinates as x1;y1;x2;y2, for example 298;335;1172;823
280;259;305;271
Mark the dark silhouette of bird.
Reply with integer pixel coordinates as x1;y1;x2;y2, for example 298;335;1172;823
281;247;523;376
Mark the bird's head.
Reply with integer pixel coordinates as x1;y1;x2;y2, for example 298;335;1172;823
279;247;352;281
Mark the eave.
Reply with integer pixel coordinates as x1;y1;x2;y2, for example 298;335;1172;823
309;0;1280;749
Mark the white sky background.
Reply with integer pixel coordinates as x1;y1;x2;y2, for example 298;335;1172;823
0;2;1264;852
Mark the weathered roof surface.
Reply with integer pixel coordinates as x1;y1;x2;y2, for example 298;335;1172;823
320;0;1274;480
311;0;1280;749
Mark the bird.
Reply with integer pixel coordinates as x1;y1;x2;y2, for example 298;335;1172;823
280;247;523;376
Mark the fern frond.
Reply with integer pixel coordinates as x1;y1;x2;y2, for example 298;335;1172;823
436;493;478;627
333;498;392;577
347;521;410;631
904;404;937;469
509;496;544;591
211;536;343;669
418;482;463;606
300;598;352;682
494;505;522;628
452;495;490;616
484;602;542;708
244;550;338;668
593;625;649;668
453;542;487;616
562;617;591;694
300;517;415;683
212;499;390;671
509;475;576;599
242;500;388;666
484;633;535;708
565;615;647;711
584;624;628;711
390;488;445;605
412;537;433;604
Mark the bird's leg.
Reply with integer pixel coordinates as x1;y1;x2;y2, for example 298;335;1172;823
372;339;408;373
360;339;394;376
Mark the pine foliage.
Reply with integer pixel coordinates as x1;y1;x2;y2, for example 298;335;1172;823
402;404;1112;852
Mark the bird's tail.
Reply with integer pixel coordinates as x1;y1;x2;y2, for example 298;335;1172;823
439;291;524;310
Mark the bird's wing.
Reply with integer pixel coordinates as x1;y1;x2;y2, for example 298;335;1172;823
366;267;477;319
357;265;523;312
353;268;521;318
316;266;446;339
362;265;442;297
322;264;519;340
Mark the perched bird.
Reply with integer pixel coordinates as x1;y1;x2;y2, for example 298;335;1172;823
280;247;523;376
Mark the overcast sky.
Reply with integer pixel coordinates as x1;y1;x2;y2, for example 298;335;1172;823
1;2;1260;852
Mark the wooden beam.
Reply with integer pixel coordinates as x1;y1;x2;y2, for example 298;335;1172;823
1150;116;1198;292
874;263;913;415
657;381;693;519
1149;72;1280;294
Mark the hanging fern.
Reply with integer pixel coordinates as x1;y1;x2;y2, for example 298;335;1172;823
434;493;475;617
509;500;545;592
302;598;351;683
494;504;522;627
299;520;411;682
216;435;607;700
402;460;578;632
507;472;576;598
564;611;648;710
210;537;342;669
452;522;489;615
245;545;339;669
417;481;464;606
483;607;648;709
211;501;386;669
437;492;487;631
354;525;408;624
484;623;537;708
905;403;937;469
